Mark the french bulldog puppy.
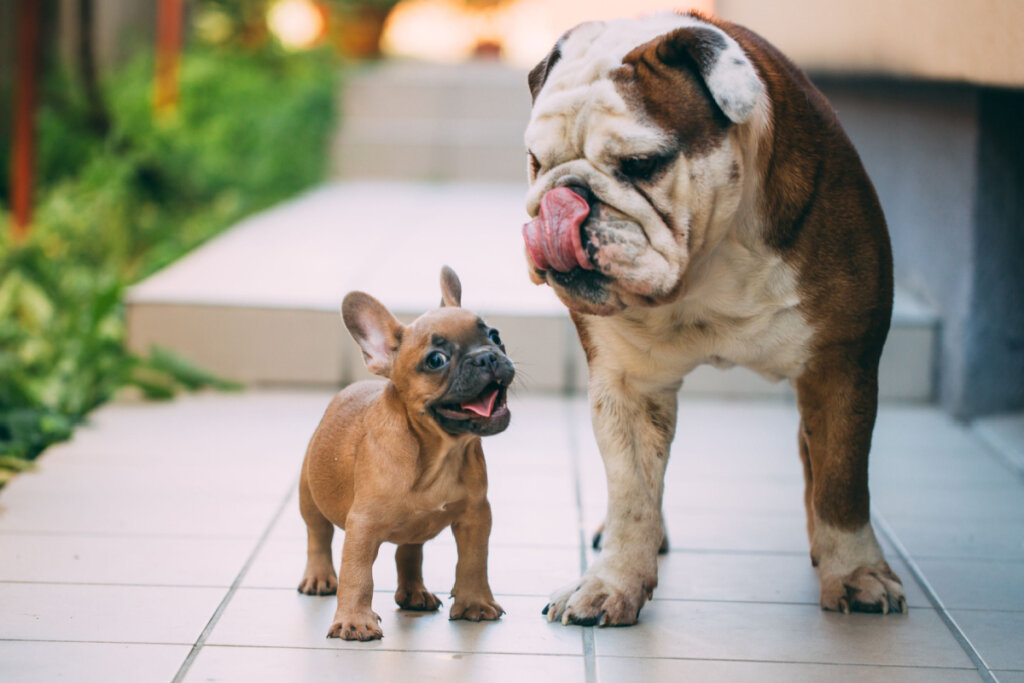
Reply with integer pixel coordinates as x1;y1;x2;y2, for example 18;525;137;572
297;266;513;641
523;12;905;625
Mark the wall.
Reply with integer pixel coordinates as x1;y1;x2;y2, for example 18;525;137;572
811;77;1023;418
717;0;1024;88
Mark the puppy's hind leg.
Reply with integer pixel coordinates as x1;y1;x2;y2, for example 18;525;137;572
394;544;441;611
297;473;337;595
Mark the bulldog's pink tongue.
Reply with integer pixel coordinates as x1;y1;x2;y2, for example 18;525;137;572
461;388;499;418
522;187;593;272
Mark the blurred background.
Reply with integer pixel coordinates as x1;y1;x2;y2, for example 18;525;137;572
1;0;1022;482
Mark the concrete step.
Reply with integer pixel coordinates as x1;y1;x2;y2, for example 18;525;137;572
332;61;530;182
126;181;938;400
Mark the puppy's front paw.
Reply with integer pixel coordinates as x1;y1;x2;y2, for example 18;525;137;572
450;595;504;622
820;564;907;615
327;610;383;641
395;586;442;612
544;560;655;626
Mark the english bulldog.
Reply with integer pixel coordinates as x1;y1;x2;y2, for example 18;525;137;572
522;12;905;625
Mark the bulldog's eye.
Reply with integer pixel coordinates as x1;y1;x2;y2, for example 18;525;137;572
488;329;503;346
528;151;541;178
424;351;449;370
619;154;671;181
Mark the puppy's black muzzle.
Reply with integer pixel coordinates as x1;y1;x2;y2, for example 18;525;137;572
450;349;515;401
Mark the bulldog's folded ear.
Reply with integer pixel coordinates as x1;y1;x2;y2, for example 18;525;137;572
342;292;404;377
528;28;576;103
654;26;764;124
528;45;561;103
439;265;462;308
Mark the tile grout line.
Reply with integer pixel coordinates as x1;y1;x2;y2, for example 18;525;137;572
170;477;299;683
565;397;598;683
872;511;998;683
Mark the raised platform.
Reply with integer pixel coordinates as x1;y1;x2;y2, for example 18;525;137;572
126;181;938;399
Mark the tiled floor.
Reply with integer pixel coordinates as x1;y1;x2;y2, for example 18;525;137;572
1;390;1021;682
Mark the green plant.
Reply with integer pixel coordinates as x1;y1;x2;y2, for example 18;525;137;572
0;44;339;481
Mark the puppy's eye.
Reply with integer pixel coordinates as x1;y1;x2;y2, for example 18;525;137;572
488;329;502;346
528;151;541;179
424;351;449;370
619;154;672;181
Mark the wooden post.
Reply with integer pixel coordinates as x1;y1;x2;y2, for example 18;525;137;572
9;0;41;240
154;0;184;117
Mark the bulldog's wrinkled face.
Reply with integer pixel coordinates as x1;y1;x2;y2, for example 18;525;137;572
522;13;768;315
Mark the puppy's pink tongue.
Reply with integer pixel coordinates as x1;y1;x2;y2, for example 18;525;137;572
461;388;499;418
522;187;593;272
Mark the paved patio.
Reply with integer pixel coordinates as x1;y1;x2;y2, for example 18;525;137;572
1;389;1021;682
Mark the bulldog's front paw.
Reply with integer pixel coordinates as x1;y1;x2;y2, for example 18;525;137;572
326;609;383;641
395;586;442;612
543;562;656;626
449;595;505;622
819;564;907;615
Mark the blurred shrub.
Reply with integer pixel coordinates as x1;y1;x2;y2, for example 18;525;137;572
0;45;340;481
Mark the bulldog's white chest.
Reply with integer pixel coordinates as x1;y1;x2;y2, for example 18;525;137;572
589;239;815;386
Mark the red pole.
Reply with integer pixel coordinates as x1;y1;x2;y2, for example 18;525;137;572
154;0;184;117
9;0;41;240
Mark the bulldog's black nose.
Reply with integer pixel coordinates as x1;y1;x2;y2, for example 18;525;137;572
554;175;595;207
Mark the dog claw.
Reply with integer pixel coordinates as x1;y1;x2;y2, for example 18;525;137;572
598;611;609;627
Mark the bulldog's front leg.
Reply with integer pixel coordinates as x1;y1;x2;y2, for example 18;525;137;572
545;376;677;626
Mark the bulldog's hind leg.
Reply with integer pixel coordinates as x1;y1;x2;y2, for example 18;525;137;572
394;544;441;611
297;472;337;596
545;378;677;626
795;354;906;615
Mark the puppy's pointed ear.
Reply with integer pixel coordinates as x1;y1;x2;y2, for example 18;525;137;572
439;265;462;308
654;26;764;124
342;292;404;377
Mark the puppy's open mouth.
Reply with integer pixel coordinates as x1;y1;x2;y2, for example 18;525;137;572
432;383;509;422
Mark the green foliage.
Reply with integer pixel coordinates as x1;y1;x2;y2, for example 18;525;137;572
0;45;339;479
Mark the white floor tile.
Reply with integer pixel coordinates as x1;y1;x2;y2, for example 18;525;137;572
0;641;190;683
594;600;972;668
648;550;930;608
915;559;1024;611
207;590;582;655
185;645;585;683
596;656;982;683
0;583;224;644
0;487;282;538
0;534;254;586
949;610;1024;671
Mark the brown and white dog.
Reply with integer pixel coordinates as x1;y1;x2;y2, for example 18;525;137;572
522;12;905;625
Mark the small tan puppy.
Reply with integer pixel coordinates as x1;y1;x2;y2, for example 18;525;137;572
297;267;513;641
